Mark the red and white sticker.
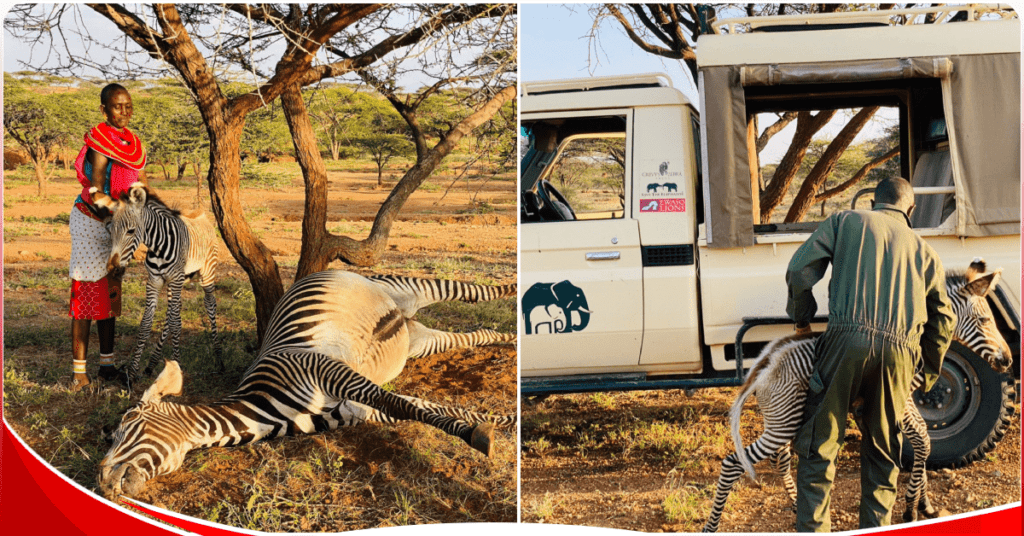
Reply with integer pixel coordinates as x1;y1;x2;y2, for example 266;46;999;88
639;198;685;212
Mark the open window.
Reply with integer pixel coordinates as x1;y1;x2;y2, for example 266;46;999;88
700;53;1020;248
520;115;628;223
746;76;955;235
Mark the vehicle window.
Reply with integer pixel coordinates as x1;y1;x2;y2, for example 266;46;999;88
521;115;628;223
746;79;953;234
544;135;626;220
753;106;902;232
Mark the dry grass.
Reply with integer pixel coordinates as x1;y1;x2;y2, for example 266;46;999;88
521;388;1021;532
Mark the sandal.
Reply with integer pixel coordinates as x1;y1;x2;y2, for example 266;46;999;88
69;377;96;394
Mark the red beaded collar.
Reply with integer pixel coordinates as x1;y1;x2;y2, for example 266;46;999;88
85;122;147;171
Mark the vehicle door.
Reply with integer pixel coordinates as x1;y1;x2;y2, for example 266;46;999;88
520;110;644;375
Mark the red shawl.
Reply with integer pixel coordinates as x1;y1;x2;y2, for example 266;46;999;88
84;122;147;171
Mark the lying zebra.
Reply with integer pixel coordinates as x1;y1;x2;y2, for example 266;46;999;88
98;182;222;383
99;270;516;499
688;260;1011;532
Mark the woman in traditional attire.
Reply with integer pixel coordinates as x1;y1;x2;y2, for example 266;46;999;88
68;83;146;392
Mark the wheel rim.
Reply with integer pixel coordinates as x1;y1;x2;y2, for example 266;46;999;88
913;350;981;441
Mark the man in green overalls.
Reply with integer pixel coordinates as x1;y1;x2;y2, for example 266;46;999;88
786;177;955;531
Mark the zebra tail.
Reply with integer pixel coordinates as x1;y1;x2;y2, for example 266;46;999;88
730;370;759;481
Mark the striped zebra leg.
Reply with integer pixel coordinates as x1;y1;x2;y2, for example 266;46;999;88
768;443;797;504
406;319;515;358
320;395;515;432
704;436;789;532
147;284;175;376
147;277;185;375
901;395;937;523
378;394;515;430
310;357;495;457
202;283;224;372
369;275;516;317
127;275;165;383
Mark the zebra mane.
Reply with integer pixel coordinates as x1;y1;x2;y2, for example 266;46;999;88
141;187;182;217
943;269;972;293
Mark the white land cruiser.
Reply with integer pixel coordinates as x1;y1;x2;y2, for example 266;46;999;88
519;7;1020;468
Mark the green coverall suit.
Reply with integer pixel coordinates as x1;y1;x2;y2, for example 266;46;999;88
786;204;955;531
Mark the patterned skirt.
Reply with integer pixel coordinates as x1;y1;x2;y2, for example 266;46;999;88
68;202;121;320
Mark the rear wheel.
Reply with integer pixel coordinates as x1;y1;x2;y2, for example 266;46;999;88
906;342;1016;469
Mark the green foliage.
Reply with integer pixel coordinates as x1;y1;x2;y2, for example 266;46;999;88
132;80;209;179
239;162;292;190
3;74;96;194
17;213;70;225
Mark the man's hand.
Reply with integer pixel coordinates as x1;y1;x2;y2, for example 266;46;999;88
794;323;812;335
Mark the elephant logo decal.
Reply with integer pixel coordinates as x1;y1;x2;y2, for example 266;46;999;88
647;183;660;193
663;182;678;192
659;161;669;175
522;281;592;335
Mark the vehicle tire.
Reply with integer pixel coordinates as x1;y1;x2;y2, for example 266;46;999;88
903;341;1016;469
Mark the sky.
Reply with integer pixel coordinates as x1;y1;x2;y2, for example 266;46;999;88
520;4;697;100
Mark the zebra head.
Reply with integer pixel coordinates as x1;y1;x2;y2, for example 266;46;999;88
950;259;1012;373
98;360;191;499
105;182;148;276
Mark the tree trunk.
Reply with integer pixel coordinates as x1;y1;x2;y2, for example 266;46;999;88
759;110;836;223
280;85;336;279
205;119;285;342
176;162;187;181
33;158;47;197
330;134;340;161
194;161;203;209
784;106;880;222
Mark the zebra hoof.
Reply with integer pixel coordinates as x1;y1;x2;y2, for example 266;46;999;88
470;423;495;457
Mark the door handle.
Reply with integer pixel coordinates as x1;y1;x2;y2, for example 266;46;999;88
586;252;620;261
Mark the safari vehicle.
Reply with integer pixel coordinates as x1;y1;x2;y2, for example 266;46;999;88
519;6;1020;468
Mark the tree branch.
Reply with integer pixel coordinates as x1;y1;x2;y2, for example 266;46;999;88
816;145;900;201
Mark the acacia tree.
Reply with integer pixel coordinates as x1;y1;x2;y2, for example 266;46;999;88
7;4;517;339
3;75;93;196
131;80;209;182
305;85;367;161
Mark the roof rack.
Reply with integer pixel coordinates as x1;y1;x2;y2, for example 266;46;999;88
523;73;673;96
713;4;1017;35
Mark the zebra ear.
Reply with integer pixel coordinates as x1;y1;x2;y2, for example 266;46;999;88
127;183;148;206
141;360;183;404
965;258;988;282
961;269;1001;298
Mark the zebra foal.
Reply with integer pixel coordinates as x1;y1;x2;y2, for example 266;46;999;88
99;270;516;499
103;182;222;382
688;260;1011;532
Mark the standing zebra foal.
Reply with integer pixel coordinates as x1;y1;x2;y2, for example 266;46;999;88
99;270;516;499
102;182;222;383
678;260;1011;532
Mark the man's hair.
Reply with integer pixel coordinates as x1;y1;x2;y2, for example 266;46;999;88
874;177;915;211
100;83;129;106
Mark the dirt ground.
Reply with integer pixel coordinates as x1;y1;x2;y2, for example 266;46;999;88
521;388;1021;532
2;167;517;268
2;164;518;530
